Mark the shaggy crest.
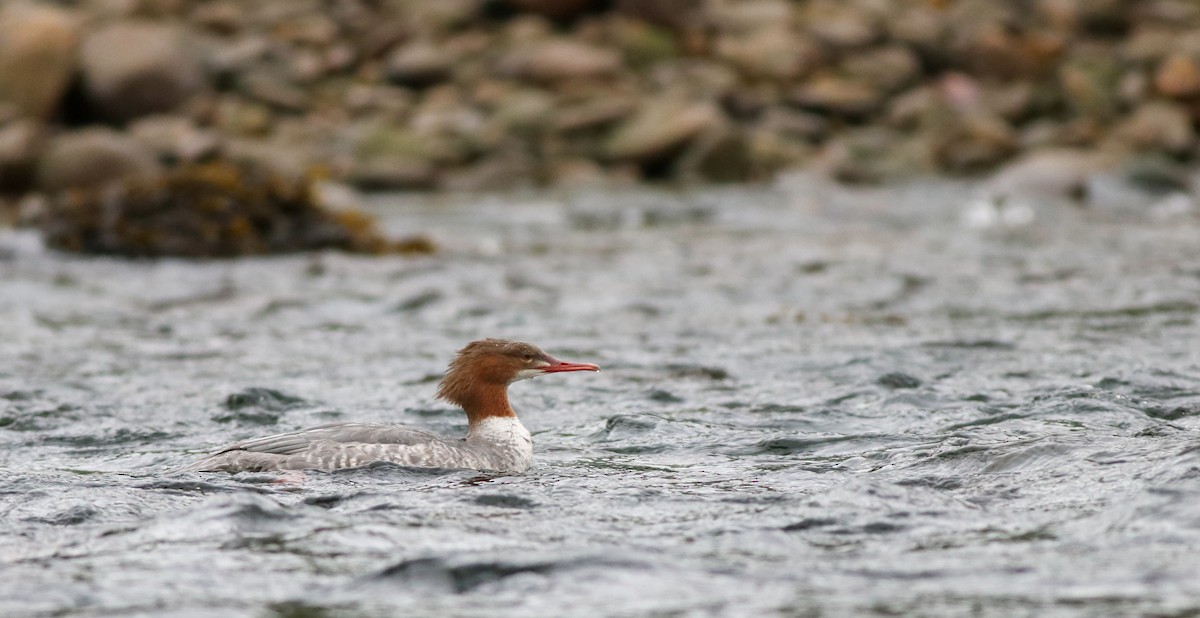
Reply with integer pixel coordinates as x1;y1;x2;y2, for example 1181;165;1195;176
436;339;550;410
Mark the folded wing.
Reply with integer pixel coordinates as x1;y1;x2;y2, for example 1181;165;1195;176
216;422;447;456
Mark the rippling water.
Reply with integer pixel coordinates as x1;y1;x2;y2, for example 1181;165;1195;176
2;175;1200;617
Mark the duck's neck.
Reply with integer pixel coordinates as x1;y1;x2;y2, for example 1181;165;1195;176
460;382;518;431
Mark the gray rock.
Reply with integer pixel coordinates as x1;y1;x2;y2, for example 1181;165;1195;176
348;123;456;190
757;107;829;141
746;127;816;172
505;0;599;20
886;85;940;128
710;0;796;35
490;89;556;135
204;35;270;79
1115;100;1195;155
272;14;339;47
802;1;881;49
80;21;207;123
191;1;244;35
238;70;309;112
222;137;313;182
386;40;453;87
552;97;637;132
934;113;1018;172
984;148;1116;200
128;115;221;163
548;158;608;187
36;128;162;192
823;126;935;183
211;96;273;137
789;75;883;117
604;99;722;163
981;81;1037;121
1122;28;1178;65
0;4;79;120
402;0;484;31
0;119;46;192
614;0;705;32
440;148;536;192
348;158;438;190
887;5;947;52
715;27;821;81
497;40;622;83
342;84;415;118
841;45;921;94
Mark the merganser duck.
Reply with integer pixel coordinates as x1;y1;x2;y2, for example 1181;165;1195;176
183;339;599;473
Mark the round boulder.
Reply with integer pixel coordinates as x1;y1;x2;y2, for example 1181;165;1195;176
80;22;206;123
36;128;162;192
0;3;80;120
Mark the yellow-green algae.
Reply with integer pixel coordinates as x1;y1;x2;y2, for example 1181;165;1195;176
36;162;434;258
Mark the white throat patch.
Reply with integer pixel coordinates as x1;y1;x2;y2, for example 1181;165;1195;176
512;365;547;382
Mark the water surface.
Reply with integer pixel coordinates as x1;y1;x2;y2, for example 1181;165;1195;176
2;176;1200;616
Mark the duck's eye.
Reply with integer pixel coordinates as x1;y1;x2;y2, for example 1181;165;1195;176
522;353;533;360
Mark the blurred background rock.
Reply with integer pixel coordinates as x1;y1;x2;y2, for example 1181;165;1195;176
0;0;1197;201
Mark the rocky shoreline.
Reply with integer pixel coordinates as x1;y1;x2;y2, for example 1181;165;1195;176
2;0;1199;203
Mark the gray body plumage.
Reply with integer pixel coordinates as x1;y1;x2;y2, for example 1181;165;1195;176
182;418;533;473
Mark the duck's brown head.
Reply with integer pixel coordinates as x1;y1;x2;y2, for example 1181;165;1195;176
436;339;600;410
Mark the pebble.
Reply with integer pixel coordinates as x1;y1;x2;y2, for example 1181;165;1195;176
1;0;1199;219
